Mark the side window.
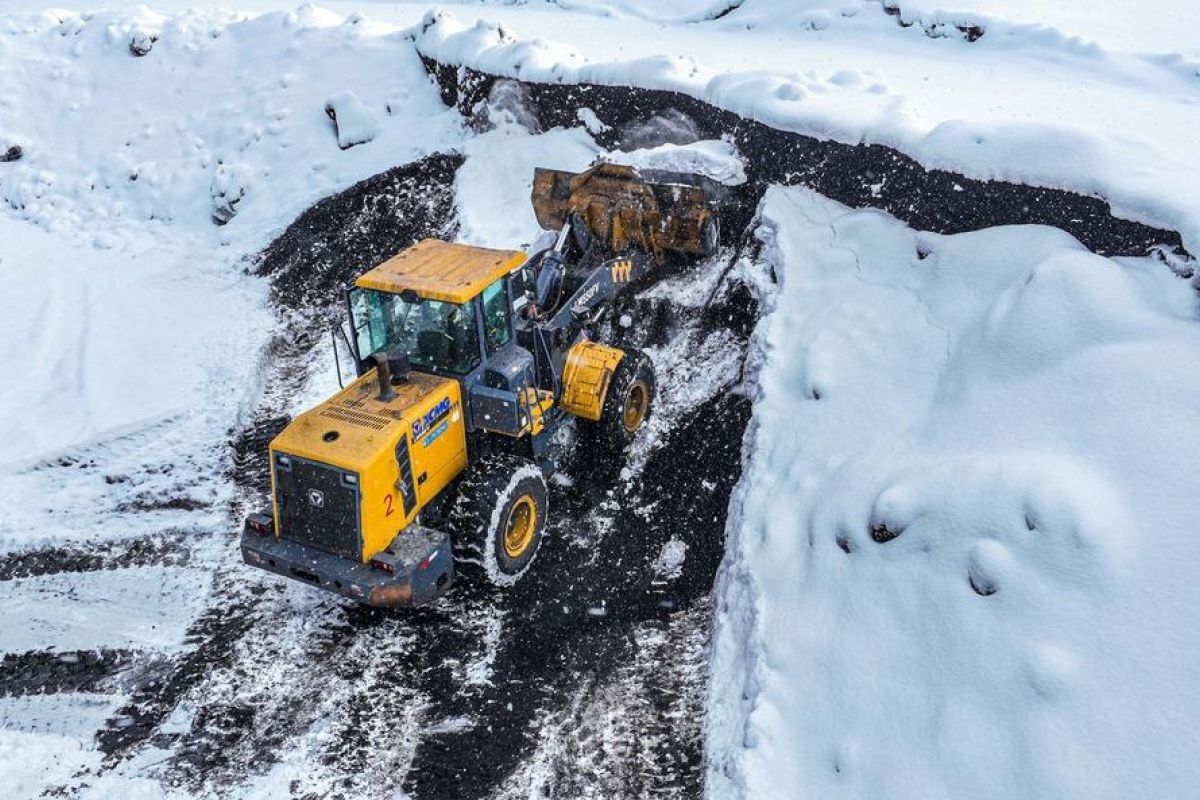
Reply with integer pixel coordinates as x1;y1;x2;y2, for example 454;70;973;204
481;278;512;354
412;299;481;375
349;287;383;360
445;300;482;375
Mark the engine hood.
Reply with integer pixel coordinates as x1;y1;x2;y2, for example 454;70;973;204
270;368;457;472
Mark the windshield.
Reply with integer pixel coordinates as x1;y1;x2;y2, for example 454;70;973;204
349;288;481;376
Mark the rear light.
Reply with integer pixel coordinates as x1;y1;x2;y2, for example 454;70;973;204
371;558;395;573
246;514;273;534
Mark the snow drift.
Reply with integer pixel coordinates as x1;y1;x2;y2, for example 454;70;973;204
707;187;1200;799
414;4;1200;254
3;2;1200;798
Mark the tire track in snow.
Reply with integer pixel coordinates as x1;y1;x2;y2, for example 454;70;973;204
0;530;193;581
0;648;170;698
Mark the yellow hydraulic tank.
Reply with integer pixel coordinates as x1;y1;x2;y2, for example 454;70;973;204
560;340;625;421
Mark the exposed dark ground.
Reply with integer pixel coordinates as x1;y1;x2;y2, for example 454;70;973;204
2;57;1193;800
2;140;759;798
424;59;1190;262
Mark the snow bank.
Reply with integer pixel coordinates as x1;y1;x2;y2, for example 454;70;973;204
0;6;460;247
0;216;265;470
707;186;1200;799
604;139;746;186
415;6;1200;253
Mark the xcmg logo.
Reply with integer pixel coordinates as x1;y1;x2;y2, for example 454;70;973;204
412;396;452;437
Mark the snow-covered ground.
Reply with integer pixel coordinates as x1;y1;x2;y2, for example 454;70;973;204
708;189;1200;799
3;2;1199;799
412;0;1200;253
0;6;463;793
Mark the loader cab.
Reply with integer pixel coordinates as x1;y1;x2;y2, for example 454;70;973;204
347;239;528;380
347;276;520;384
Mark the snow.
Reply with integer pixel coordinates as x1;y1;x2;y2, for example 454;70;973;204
0;216;263;470
707;186;1200;799
0;729;102;799
1;2;1199;798
653;536;688;580
0;6;461;245
324;90;381;150
604;139;746;186
413;3;1200;253
0;565;210;651
454;125;599;249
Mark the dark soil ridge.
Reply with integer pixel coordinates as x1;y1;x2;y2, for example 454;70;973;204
419;57;1190;262
256;152;464;313
0;648;170;698
0;530;192;582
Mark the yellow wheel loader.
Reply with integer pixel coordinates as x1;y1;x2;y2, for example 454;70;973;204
240;164;718;606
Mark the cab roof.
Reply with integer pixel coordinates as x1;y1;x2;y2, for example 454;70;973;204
354;238;527;304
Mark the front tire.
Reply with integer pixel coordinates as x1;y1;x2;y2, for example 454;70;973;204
450;454;548;586
583;348;656;451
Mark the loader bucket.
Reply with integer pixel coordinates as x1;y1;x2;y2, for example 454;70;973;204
531;163;719;263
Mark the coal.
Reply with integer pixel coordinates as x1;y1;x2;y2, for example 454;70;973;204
421;57;1189;261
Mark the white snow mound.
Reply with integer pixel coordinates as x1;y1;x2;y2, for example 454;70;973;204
707;186;1200;800
325;91;381;150
605;139;746;186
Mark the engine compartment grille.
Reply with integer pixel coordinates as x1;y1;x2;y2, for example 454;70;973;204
320;405;392;430
274;454;361;561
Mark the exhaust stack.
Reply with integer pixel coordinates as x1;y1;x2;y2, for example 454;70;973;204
372;352;396;402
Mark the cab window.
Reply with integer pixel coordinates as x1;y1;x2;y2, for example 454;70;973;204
350;288;482;376
481;278;512;354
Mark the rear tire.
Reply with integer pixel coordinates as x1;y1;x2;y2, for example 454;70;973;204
449;454;548;587
583;348;656;452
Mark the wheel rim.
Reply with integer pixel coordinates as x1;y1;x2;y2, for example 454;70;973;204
622;382;649;433
503;495;537;559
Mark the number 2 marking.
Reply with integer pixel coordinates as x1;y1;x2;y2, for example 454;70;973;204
383;494;395;517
